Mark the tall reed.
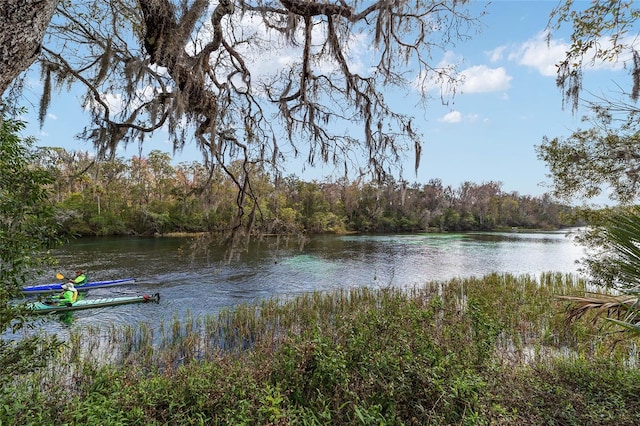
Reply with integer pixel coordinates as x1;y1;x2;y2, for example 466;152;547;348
47;272;631;371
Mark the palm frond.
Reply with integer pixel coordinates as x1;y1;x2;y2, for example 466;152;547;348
560;207;640;337
602;206;640;290
606;317;640;334
557;294;640;327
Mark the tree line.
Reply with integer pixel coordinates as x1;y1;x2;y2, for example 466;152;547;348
33;147;578;237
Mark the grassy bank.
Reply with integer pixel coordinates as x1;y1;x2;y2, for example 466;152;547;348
3;273;640;425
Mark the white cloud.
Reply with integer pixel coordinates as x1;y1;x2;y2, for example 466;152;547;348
467;113;480;123
47;113;58;120
87;87;160;118
506;31;638;76
100;93;125;115
418;52;510;97
191;11;369;86
508;32;566;76
413;51;465;97
438;111;489;124
584;34;639;71
460;65;511;93
439;110;462;123
487;46;506;63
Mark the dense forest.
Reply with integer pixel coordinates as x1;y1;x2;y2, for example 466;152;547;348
34;147;578;237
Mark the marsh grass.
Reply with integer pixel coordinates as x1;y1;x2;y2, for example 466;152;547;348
3;273;640;425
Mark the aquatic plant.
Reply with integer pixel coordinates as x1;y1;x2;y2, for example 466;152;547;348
4;273;640;425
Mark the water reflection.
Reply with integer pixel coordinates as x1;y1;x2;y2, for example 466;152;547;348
12;230;585;339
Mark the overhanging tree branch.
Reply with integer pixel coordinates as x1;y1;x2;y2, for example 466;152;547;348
4;0;482;239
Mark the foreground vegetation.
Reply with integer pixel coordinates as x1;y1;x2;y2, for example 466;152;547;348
0;115;61;386
3;273;640;425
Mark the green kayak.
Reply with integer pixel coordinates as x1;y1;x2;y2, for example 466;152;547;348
28;293;160;314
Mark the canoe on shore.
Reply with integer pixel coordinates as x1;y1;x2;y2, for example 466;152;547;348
22;278;136;294
27;293;160;314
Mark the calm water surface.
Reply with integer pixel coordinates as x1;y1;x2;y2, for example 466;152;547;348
21;230;586;337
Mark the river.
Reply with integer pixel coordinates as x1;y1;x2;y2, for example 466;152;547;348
19;229;586;337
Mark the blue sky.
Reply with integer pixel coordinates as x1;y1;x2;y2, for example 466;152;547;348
19;1;633;204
